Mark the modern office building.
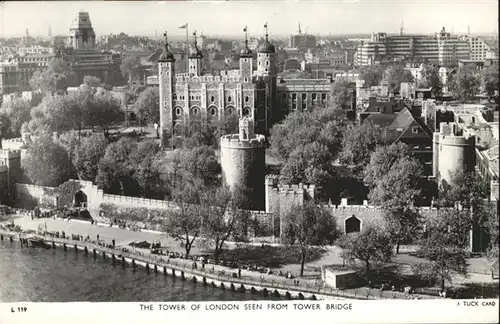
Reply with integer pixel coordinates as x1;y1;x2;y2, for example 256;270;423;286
354;28;470;67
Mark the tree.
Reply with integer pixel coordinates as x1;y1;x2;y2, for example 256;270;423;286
28;95;79;134
83;75;102;88
165;180;203;256
29;57;75;94
338;225;394;273
55;130;81;175
135;86;160;124
201;185;237;262
280;142;334;197
96;137;139;196
449;67;481;103
364;143;424;253
73;133;108;182
331;78;354;111
420;64;443;98
270;109;345;162
70;86;96;135
384;66;415;93
91;90;123;134
120;55;141;86
130;140;164;199
360;66;385;87
480;65;499;100
0;98;32;137
415;227;468;292
282;201;339;276
179;145;221;187
339;121;397;167
23;134;74;186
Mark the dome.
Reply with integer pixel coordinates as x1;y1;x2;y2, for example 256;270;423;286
240;43;253;58
159;48;175;62
258;39;275;54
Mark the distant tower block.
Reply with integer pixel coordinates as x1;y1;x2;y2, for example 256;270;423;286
433;122;476;185
220;117;266;210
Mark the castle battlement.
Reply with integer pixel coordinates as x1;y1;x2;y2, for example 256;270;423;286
0;149;22;159
220;134;266;147
265;174;279;186
174;75;245;84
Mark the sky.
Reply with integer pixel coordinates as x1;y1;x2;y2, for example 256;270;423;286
0;0;498;38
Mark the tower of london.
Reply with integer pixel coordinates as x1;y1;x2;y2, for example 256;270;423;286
158;27;278;146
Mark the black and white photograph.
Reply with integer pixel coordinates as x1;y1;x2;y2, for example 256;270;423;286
0;1;498;323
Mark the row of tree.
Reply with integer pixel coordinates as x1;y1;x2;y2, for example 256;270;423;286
359;63;499;102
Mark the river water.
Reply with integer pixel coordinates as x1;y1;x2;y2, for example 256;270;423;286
0;241;283;302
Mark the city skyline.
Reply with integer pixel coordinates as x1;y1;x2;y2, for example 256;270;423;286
0;1;498;39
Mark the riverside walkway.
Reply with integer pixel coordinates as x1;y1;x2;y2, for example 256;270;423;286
0;224;436;300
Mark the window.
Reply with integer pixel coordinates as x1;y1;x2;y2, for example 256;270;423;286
302;93;307;110
266;61;269;66
265;68;268;72
412;126;419;134
245;96;249;103
211;96;215;102
321;93;326;104
258;61;261;66
292;93;297;110
244;78;248;82
312;93;317;102
228;96;232;102
173;93;177;100
175;107;182;116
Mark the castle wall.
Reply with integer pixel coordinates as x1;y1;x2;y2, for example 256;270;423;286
0;166;9;204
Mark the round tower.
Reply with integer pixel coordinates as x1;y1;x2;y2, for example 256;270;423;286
220;117;266;210
435;122;476;185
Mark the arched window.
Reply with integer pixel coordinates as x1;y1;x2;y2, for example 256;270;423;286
228;96;232;103
258;61;261;66
174;107;183;117
211;96;215;102
225;106;236;116
266;61;269;66
245;96;249;103
190;107;201;120
265;68;268;73
173;93;177;100
242;107;251;116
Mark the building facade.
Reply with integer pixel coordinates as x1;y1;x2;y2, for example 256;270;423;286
158;29;278;145
468;36;498;61
354;28;470;67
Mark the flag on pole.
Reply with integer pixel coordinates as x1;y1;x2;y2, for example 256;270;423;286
178;24;188;29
